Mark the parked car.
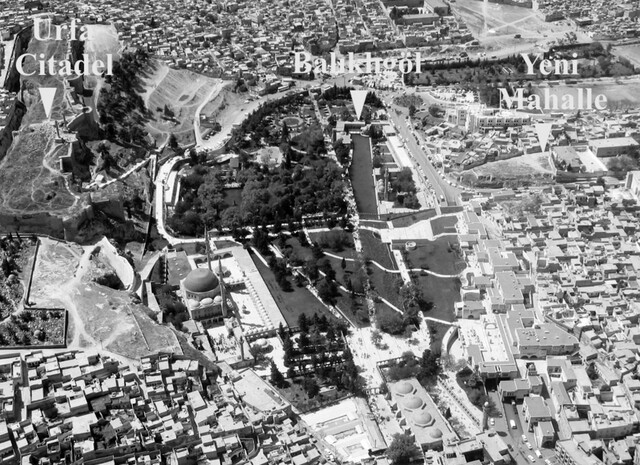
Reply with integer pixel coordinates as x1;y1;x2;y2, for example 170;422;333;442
535;450;543;459
522;434;528;442
528;455;536;463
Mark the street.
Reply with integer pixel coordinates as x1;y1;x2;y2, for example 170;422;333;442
384;99;463;206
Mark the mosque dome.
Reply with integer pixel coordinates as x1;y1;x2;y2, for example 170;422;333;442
395;382;414;396
403;396;424;410
184;268;219;293
414;412;433;427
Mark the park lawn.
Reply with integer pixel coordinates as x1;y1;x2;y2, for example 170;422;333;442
308;230;357;259
369;268;404;310
430;216;458;236
335;289;370;329
375;301;401;324
405;237;463;275
251;251;333;327
359;230;397;270
284;237;314;263
427;320;452;355
416;274;461;323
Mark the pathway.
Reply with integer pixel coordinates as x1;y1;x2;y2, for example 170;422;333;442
322;250;459;278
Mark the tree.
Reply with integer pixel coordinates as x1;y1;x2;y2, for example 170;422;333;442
317;279;339;305
378;311;405;335
419;349;440;381
428;105;442;118
387;433;421;465
270;362;287;388
298;314;309;333
302;377;320;398
168;133;179;151
189;148;199;166
408;104;417;117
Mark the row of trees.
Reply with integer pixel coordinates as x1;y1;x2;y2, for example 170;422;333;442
98;49;150;145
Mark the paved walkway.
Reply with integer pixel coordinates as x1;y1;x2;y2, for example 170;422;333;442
322;250;459;278
86;158;150;190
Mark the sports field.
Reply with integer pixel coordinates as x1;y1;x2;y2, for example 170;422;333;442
451;0;587;54
612;44;640;68
534;78;640;109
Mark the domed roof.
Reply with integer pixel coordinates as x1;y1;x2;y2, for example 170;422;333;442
403;396;424;410
188;299;200;309
430;428;443;439
201;297;214;305
184;268;219;293
395;382;414;396
213;295;223;303
414;412;433;427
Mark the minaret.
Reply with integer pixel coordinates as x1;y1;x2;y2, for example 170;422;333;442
205;228;212;271
218;257;227;317
482;401;490;431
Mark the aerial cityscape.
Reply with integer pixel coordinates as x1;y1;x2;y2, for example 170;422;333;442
0;0;640;464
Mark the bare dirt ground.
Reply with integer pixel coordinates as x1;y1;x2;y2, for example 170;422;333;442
451;0;588;54
29;237;182;363
83;24;122;122
20;33;75;124
471;152;554;178
139;62;222;146
0;124;83;214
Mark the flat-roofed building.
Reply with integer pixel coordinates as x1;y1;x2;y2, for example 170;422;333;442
425;0;450;15
589;137;639;157
523;396;552;431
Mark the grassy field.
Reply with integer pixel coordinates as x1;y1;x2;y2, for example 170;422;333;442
251;251;334;327
369;268;404;309
141;62;222;146
0;125;81;214
350;134;378;216
359;230;396;270
405;237;463;275
335;290;369;328
416;274;461;324
431;216;458;236
472;153;554;179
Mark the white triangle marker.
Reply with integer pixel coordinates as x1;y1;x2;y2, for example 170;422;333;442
350;90;368;120
38;87;56;119
534;123;553;151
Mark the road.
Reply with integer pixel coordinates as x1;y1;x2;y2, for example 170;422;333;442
385;100;462;206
